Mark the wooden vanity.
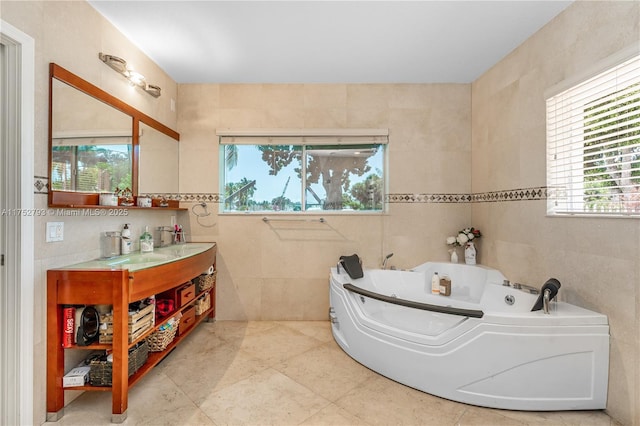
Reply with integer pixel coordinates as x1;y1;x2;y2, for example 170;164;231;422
46;243;216;423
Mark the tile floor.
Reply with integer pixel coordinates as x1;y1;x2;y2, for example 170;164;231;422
46;321;619;426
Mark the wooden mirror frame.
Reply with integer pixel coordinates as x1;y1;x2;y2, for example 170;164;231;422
48;63;180;208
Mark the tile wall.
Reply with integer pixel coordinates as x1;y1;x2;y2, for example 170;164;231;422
471;2;640;425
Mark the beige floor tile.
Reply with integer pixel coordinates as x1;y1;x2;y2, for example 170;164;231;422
274;341;377;402
276;320;335;343
299;403;372;426
198;368;330;425
126;371;215;425
206;320;281;343
235;322;326;366
159;330;271;406
489;409;615;425
44;391;114;425
335;374;466;425
457;406;527;425
45;370;213;425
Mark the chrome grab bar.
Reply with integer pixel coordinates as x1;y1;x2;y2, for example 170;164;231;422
343;283;484;318
262;216;325;223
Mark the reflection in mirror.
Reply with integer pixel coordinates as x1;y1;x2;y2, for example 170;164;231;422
138;122;180;194
51;79;132;193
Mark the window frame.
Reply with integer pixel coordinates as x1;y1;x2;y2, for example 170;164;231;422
217;129;389;215
546;47;640;218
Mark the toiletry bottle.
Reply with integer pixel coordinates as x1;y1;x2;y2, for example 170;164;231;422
140;226;154;253
431;272;440;295
439;276;452;296
121;223;132;255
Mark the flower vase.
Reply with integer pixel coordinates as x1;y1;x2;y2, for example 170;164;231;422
449;248;459;263
464;242;477;265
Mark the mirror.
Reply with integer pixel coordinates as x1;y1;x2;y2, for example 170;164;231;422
51;79;133;193
139;122;179;194
49;63;180;207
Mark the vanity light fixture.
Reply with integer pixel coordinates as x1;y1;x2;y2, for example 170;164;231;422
98;52;161;98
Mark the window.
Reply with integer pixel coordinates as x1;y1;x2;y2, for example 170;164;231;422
219;129;387;213
547;52;640;216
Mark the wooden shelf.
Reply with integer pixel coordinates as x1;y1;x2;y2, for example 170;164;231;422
49;190;185;210
72;306;214;392
49;204;186;211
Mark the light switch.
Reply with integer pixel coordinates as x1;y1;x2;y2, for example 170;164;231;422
46;222;64;242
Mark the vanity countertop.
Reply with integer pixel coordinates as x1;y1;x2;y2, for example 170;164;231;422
54;242;216;272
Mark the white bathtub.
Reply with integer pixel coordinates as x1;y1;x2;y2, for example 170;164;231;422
329;262;609;411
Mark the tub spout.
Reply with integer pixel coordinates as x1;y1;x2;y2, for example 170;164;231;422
542;288;552;314
382;253;394;269
531;278;561;313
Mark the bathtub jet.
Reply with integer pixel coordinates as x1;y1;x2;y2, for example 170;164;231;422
329;262;609;411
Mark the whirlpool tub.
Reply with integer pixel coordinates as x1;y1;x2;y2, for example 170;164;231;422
329;262;609;411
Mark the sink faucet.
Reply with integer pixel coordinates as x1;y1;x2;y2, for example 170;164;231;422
155;226;174;247
382;253;394;269
155;226;185;247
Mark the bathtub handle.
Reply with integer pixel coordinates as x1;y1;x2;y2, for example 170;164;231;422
328;307;339;324
343;283;484;318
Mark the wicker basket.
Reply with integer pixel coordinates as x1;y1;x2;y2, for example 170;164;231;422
194;293;211;316
146;318;180;352
99;303;154;344
89;340;149;386
195;272;216;293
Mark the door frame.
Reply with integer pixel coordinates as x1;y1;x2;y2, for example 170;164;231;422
0;19;35;426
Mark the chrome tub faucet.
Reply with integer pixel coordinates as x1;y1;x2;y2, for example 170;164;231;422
382;253;394;269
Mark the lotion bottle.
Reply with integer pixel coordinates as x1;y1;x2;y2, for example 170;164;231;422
121;223;132;255
431;272;440;295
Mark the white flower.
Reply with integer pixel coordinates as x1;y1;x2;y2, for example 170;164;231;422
456;233;468;245
467;233;474;240
446;236;457;245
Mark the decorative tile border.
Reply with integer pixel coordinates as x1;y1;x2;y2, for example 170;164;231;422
387;193;472;203
471;187;548;203
36;175;547;205
139;193;183;201
175;193;222;203
34;176;49;194
387;187;548;204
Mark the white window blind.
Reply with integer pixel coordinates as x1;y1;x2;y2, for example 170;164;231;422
217;128;389;145
547;54;640;216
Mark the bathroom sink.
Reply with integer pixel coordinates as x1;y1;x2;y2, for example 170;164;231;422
161;243;213;257
105;252;176;266
59;243;216;271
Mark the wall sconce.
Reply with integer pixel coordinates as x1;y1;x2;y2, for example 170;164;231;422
98;53;161;98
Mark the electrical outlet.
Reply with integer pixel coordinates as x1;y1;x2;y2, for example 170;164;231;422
46;222;64;242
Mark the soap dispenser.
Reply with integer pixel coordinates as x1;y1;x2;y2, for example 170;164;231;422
121;223;132;255
140;226;154;253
